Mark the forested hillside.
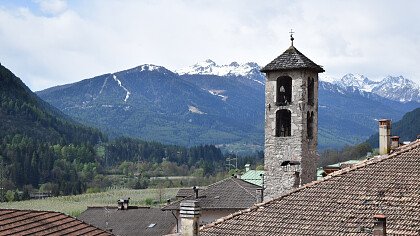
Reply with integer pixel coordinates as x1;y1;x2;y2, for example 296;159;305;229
0;63;105;197
0;63;254;201
367;107;420;147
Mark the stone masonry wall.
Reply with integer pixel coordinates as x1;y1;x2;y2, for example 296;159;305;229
264;70;318;199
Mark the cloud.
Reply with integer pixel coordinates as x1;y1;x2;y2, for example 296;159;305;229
0;0;419;91
34;0;67;15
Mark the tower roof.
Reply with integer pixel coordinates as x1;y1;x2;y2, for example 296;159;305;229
261;45;324;73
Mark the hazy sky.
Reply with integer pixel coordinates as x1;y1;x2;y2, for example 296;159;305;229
1;0;419;91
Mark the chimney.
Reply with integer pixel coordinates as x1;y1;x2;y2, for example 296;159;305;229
256;189;264;203
373;214;386;236
180;200;200;236
390;136;400;149
117;198;130;210
193;186;199;199
117;199;123;210
245;164;251;172
378;119;391;155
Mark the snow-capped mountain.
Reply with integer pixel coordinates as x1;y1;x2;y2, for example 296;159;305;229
38;61;420;152
322;73;420;103
336;73;377;92
372;76;420;103
176;59;262;77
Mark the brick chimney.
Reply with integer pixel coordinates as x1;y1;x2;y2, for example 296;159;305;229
390;136;400;149
373;214;386;236
180;200;200;236
378;119;391;155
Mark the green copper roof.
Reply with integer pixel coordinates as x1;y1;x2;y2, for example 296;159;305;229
241;170;264;187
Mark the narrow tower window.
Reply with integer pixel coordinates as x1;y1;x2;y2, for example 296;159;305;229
276;109;291;137
307;111;314;139
276;76;292;106
308;77;314;106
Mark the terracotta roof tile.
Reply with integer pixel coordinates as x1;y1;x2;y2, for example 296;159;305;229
0;209;113;236
201;140;420;235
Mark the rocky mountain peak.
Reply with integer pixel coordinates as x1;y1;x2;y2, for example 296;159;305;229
176;59;261;77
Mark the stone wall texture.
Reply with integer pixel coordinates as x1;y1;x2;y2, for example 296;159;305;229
264;70;319;199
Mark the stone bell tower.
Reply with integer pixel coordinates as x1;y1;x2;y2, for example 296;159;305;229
261;32;324;199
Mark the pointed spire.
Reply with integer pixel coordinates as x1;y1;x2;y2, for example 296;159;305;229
289;29;295;46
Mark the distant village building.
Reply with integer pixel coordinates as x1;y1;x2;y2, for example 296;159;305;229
78;199;176;236
162;177;261;232
261;33;324;198
240;164;264;187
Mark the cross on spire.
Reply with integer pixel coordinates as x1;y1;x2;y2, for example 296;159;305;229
289;29;295;46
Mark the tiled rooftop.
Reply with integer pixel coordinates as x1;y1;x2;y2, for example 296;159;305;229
78;206;176;236
0;209;112;236
162;177;261;211
260;45;324;73
201;140;420;235
175;188;194;198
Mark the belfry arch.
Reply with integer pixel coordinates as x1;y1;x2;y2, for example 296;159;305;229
276;76;292;106
276;109;291;137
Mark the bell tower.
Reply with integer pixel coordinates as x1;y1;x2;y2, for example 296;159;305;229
261;32;324;199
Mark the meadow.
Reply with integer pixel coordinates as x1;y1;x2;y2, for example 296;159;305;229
0;187;179;217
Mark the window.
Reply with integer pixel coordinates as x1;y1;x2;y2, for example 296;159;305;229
308;77;314;106
276;109;291;137
276;76;292;106
307;111;314;139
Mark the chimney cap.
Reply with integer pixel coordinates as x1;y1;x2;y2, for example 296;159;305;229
374;214;386;220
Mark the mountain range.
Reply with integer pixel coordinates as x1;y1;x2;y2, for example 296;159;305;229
37;60;420;152
325;73;420;103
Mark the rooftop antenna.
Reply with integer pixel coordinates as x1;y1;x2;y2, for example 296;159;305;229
289;29;295;46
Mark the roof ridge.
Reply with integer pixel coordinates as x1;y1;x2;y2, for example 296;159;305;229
230;178;258;201
200;139;420;232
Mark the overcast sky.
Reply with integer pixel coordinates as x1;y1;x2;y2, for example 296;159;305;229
0;0;419;91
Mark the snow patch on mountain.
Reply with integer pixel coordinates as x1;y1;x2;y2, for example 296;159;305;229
112;74;131;102
99;77;108;95
176;59;261;77
208;89;228;101
319;74;338;83
139;64;162;72
372;76;420;102
188;105;206;115
334;73;377;92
